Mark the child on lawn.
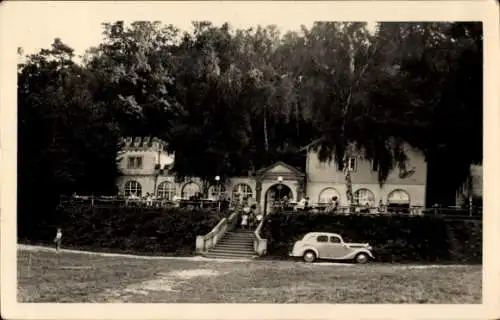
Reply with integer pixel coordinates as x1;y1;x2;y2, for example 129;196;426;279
54;227;62;252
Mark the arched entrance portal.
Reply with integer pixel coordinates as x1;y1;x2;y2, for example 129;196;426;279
264;183;293;214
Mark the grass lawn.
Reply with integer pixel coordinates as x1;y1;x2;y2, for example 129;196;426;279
17;246;482;303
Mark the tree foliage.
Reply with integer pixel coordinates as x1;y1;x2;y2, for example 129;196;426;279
18;21;482;233
18;39;121;237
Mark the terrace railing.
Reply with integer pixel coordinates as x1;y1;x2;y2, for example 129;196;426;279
269;203;482;220
271;203;425;215
60;195;482;220
60;195;229;210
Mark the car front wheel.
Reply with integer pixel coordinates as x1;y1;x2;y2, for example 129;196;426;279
303;250;316;263
355;253;369;264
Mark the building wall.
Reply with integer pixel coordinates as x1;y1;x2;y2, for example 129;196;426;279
118;136;175;176
117;170;258;200
224;177;258;200
307;146;427;185
117;174;206;199
470;165;483;197
116;137;428;209
158;152;175;169
306;144;427;207
118;150;174;175
118;150;158;176
456;164;483;206
306;182;426;207
116;175;156;196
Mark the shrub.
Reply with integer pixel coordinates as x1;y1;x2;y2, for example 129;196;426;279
261;212;482;263
22;205;224;256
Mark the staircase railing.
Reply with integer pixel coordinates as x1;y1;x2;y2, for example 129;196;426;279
227;211;239;230
253;218;268;256
196;211;239;254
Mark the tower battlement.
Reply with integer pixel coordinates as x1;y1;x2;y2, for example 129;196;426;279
120;136;168;152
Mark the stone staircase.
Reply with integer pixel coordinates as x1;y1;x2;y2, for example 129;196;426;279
203;228;256;260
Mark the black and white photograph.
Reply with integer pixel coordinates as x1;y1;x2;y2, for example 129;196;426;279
1;1;499;319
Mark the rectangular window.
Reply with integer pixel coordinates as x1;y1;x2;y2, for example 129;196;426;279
372;159;379;172
337;157;356;171
347;157;356;171
127;156;143;169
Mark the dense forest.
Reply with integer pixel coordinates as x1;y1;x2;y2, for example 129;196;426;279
17;21;482;236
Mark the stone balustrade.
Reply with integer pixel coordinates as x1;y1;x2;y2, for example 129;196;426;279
196;211;238;254
253;219;268;256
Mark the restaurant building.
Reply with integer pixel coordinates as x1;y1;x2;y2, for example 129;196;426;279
117;137;428;214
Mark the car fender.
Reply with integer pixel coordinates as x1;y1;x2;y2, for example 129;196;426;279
299;245;319;257
354;248;374;259
339;248;374;260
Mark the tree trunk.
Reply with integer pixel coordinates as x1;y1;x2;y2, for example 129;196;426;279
345;168;353;209
295;102;300;136
263;110;269;152
342;34;356;209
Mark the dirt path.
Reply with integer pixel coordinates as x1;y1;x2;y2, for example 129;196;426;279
18;244;472;268
97;268;226;302
17;244;249;262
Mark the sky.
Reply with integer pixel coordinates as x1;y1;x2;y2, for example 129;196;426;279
4;2;382;60
17;18;319;59
17;19;319;59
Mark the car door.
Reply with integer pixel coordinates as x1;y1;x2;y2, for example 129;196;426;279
326;235;349;259
314;235;330;258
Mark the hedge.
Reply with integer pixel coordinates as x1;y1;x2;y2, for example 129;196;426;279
261;212;482;263
22;206;224;256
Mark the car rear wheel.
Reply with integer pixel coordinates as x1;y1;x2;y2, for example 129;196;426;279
303;250;316;263
355;253;369;264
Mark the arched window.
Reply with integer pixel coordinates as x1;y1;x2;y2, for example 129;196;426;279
318;187;341;204
232;183;253;201
124;180;142;197
157;181;176;200
387;189;410;205
182;182;201;200
208;185;225;201
353;188;375;206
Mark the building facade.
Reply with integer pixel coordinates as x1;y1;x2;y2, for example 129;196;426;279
455;164;483;206
117;137;427;213
304;144;427;208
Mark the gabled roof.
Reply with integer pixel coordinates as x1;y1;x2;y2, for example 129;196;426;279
256;161;305;177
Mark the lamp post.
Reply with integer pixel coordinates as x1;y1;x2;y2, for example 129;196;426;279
277;176;283;211
215;175;221;212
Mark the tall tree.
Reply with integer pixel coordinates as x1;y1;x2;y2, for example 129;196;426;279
18;21;482;219
18;39;121;237
85;21;183;139
292;22;408;203
382;22;483;205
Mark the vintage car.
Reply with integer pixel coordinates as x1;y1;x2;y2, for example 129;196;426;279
289;232;374;263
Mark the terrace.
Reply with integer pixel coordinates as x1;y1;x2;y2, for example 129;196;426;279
60;194;482;220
